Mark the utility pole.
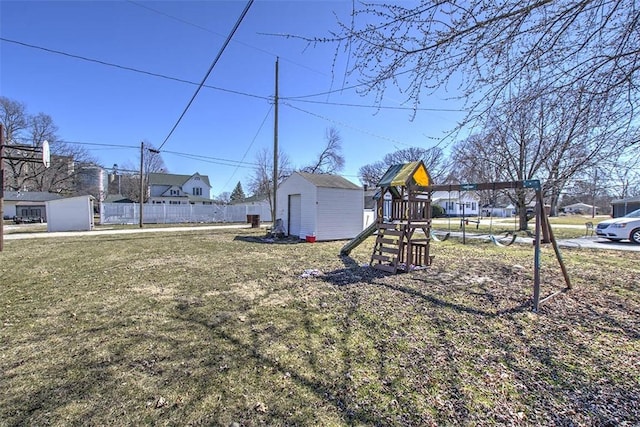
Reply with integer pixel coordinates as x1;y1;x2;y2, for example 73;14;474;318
591;169;598;218
0;124;5;252
272;57;279;224
139;141;144;228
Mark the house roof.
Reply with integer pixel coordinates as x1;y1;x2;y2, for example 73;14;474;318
148;172;211;188
296;172;361;190
103;194;135;203
4;191;64;202
612;197;640;204
377;161;431;188
563;202;595;209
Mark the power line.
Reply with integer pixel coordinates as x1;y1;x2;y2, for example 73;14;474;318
126;0;326;78
221;104;273;191
0;37;269;102
282;97;465;112
282;102;415;147
60;140;139;149
0;37;463;113
162;150;258;168
157;0;255;151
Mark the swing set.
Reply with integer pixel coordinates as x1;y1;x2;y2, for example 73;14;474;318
430;180;571;310
341;162;572;311
431;186;518;246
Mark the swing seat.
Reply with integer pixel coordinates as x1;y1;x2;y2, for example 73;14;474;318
430;231;450;242
490;233;517;247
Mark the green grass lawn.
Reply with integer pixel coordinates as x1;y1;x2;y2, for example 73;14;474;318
1;228;638;426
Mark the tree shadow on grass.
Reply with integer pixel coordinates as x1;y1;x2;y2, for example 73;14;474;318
326;255;532;317
233;235;303;244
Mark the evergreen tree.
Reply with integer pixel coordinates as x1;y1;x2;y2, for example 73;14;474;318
230;181;246;202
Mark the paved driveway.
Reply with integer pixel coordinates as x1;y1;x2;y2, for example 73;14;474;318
555;236;640;251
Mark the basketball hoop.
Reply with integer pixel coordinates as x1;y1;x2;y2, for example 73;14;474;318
42;140;50;168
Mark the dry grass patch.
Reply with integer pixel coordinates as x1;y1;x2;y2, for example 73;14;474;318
1;228;639;426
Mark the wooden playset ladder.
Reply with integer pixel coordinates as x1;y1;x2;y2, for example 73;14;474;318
370;223;406;273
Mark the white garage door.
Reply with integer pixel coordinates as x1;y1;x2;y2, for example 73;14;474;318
288;194;302;237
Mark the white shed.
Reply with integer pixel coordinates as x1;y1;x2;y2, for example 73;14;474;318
276;172;363;241
46;195;95;232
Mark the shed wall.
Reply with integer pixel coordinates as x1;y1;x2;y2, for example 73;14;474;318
46;196;94;232
316;187;363;240
613;201;640;217
276;174;317;238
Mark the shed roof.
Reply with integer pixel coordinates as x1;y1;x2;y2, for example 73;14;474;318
612;197;640;204
296;172;361;190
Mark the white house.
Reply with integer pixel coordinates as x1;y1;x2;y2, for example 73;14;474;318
147;172;213;205
562;202;597;215
46;195;95;232
276;172;363;241
3;191;63;221
431;190;480;216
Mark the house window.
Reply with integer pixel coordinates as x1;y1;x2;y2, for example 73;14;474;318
170;189;179;196
169;200;180;205
193;187;202;196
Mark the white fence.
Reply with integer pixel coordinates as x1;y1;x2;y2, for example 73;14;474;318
100;203;273;225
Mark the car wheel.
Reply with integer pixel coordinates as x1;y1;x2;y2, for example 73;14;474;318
630;228;640;244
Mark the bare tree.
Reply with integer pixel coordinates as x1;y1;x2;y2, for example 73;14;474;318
358;160;388;188
300;127;345;174
449;82;634;228
215;192;231;204
119;141;167;202
331;0;639;134
1;97;98;193
248;147;291;218
0;97;27;144
607;158;640;200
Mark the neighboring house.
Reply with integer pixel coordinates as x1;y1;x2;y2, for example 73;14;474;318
481;205;513;218
3;191;64;221
363;188;378;227
230;194;273;222
562;202;597;215
46;195;95;232
366;186;481;219
103;194;136;204
431;190;480;217
276;172;363;241
147;172;213;205
611;197;640;218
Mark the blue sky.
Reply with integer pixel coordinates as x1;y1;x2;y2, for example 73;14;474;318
1;0;465;197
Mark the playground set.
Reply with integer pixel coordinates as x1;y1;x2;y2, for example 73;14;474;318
340;161;571;311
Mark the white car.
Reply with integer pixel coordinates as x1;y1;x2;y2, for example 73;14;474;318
596;208;640;243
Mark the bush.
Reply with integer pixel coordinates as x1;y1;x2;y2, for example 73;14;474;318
431;204;445;218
